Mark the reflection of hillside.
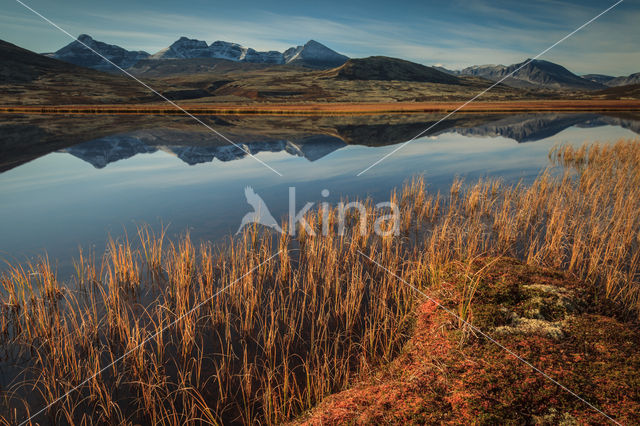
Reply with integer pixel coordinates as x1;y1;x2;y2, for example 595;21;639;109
1;112;639;172
335;113;640;145
451;113;640;142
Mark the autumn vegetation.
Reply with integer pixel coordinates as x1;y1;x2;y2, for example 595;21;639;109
1;99;640;116
1;139;640;424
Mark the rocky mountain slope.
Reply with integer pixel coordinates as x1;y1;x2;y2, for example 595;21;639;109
282;40;349;68
607;72;640;87
45;34;150;72
456;59;604;91
582;73;616;85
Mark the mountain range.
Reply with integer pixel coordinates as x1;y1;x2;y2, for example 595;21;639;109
61;131;347;168
42;34;640;92
582;72;640;87
439;59;605;91
437;61;639;90
46;35;348;70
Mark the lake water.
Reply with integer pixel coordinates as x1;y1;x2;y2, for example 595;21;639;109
1;112;639;276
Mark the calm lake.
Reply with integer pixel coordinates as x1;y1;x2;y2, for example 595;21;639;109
1;112;639;276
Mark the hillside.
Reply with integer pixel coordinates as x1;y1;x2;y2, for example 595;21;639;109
0;39;152;105
595;84;640;99
128;57;278;78
328;56;461;84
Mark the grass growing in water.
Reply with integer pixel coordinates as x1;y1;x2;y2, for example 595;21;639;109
0;138;639;424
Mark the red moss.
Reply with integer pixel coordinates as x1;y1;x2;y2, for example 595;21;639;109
293;259;640;425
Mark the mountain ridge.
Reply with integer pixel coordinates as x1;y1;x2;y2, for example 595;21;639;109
454;59;605;91
43;35;638;92
51;35;348;70
45;34;150;72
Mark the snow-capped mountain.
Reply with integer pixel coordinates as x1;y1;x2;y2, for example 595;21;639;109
207;40;246;61
605;72;640;87
282;40;349;68
152;37;347;68
48;35;348;70
151;37;282;62
45;34;150;72
150;37;211;59
436;60;606;91
456;60;604;91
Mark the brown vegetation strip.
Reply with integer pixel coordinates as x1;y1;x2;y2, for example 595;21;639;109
1;100;640;115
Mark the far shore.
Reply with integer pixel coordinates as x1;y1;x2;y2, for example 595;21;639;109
2;100;640;116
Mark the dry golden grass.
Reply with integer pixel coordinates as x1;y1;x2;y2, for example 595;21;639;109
1;100;640;116
1;138;639;424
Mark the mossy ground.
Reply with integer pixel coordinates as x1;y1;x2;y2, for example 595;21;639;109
294;258;640;425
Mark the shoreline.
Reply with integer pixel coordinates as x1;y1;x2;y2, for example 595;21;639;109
1;100;640;116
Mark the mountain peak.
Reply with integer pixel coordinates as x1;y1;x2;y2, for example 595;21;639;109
170;37;208;48
49;35;150;71
77;34;94;43
284;40;348;68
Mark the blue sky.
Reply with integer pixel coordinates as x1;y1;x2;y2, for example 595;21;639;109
2;0;638;75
